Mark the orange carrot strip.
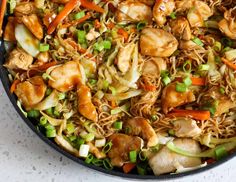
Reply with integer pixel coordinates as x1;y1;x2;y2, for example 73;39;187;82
0;0;7;37
221;57;236;71
168;109;211;121
94;19;101;29
123;163;136;174
175;77;206;86
47;0;80;34
117;28;129;42
10;79;20;93
80;0;105;13
143;84;156;91
61;12;91;28
107;22;115;30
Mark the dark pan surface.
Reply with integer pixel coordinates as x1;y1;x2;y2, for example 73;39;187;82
0;16;235;180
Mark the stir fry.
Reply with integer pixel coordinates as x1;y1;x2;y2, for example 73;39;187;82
1;0;236;175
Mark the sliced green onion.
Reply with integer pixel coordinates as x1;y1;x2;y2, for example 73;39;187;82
169;12;176;19
74;11;85;20
102;141;112;153
93;42;104;52
138;151;147;161
192;37;204;46
68;135;77;142
77;30;86;44
129;150;137;163
79;144;90;157
219;87;225;94
45;123;55;131
213;41;222;52
222;46;231;53
198;64;210;71
45;107;54;116
161;70;169;77
136;21;147;30
103;80;109;90
89;79;97;86
150;115;158;122
215;56;221;63
53;109;60;117
58;92;66;100
221;37;232;47
39;43;49;52
66;123;75;134
103;40;112;50
168;129;175;136
109;86;117;95
85;154;94;164
27;109;40;118
113;121;123;130
137;165;147;175
39;116;47;126
162;76;171;85
183;76;192;86
215;146;228;160
103;158;113;170
92;158;103;166
150;144;160;153
183;60;192;73
84;133;95;142
46;129;56;138
95;138;106;147
8;0;16;14
176;82;187;92
45;88;52;96
75;138;85;149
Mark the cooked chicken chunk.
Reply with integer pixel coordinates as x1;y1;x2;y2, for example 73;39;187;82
4;48;33;70
14;76;47;110
149;138;201;175
117;43;135;74
49;61;81;92
22;14;43;40
108;133;143;167
140;28;178;57
139;0;155;6
116;1;152;23
161;82;196;114
175;0;194;12
142;57;167;77
124;117;158;147
153;0;175;26
77;85;98;122
179;40;205;51
14;2;36;17
218;9;236;40
170;17;192;40
173;118;201;137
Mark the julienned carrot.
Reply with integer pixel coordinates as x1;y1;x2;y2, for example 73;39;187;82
142;84;156;91
221;57;236;71
61;13;91;28
123;163;136;174
0;0;7;37
47;0;79;34
190;77;206;86
80;0;105;13
117;28;129;42
168;109;211;120
10;79;20;93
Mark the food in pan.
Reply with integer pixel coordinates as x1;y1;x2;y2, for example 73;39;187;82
1;0;236;175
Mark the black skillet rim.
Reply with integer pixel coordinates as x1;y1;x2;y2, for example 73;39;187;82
0;15;235;180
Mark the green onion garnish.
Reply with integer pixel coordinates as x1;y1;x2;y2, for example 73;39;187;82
27;109;40;118
215;146;228;160
84;133;95;142
198;64;210;71
183;60;192;73
45;107;54;116
176;82;187;92
68;135;77;142
136;21;147;31
213;41;222;52
192;37;204;46
103;158;113;170
58;92;66;100
77;30;86;44
39;43;49;52
75;138;85;149
102;141;113;153
169;12;176;19
113;121;123;130
109;86;116;95
85;154;94;164
162;76;171;85
92;158;103;166
221;37;232;47
45;88;52;96
137;165;147;175
138;151;147;161
168;129;175;136
45;123;54;131
183;76;192;86
66;123;75;134
46;129;56;138
129;150;137;163
74;11;85;20
219;87;225;94
102;40;112;49
215;56;221;63
53;109;60;117
89;79;97;86
39;116;47;126
150;115;158;122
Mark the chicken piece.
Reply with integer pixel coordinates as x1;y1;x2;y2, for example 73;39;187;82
116;1;152;23
170;17;192;40
108;134;143;167
175;0;194;12
34;0;45;9
142;57;167;77
124;117;158;147
149;138;201;175
139;0;155;6
4;17;16;41
218;9;236;40
187;1;212;27
49;61;81;92
14;76;47;110
87;142;106;159
161;82;196;114
117;43;135;74
153;0;175;26
140;28;178;57
14;2;36;17
86;28;100;41
4;48;33;70
77;85;98;122
22;14;43;40
179;40;205;51
36;52;50;65
173;118;201;137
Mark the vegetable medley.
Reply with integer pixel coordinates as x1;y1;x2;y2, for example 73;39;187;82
1;0;236;176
